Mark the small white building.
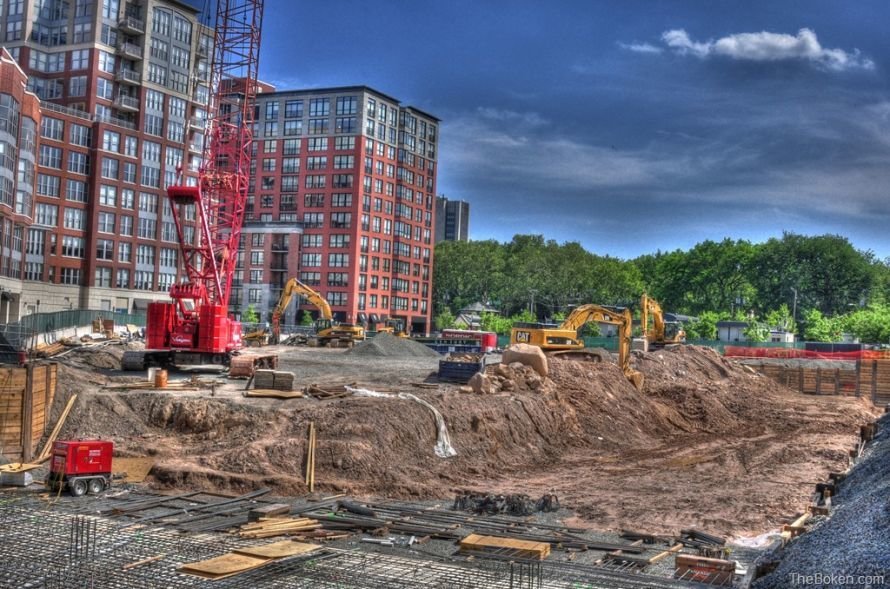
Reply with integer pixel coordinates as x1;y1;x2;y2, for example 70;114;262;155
716;320;749;342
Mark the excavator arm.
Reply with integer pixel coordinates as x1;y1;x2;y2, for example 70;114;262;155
640;294;665;342
556;304;643;389
641;293;685;347
270;278;333;343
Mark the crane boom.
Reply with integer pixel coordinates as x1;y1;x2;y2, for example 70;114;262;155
140;0;265;368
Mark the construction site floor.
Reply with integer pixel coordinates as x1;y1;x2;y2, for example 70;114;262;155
0;486;744;588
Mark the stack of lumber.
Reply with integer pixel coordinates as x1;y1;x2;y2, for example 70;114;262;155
239;517;321;539
459;533;551;560
244;389;303;399
32;342;67;358
304;384;355;399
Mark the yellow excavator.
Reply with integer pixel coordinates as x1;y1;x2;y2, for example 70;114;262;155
640;293;686;349
509;304;644;389
269;278;365;346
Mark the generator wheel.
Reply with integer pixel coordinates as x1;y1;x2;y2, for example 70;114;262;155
70;479;87;497
87;478;105;495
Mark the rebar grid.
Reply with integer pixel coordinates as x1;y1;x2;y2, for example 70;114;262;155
0;492;711;589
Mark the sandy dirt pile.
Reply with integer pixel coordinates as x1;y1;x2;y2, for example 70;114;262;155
48;344;877;536
346;332;439;358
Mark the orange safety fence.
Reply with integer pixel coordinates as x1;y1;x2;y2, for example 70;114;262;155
724;346;890;361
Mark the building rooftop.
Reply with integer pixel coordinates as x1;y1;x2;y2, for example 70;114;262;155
260;85;440;121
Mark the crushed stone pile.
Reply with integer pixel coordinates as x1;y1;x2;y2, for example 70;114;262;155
753;413;890;587
346;332;439;358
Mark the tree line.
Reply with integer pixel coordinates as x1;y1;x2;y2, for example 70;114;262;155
433;232;890;343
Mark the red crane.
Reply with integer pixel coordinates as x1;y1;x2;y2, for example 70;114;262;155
125;0;265;370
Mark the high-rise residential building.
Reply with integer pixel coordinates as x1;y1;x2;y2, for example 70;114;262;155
0;4;440;335
0;0;211;320
240;86;439;335
435;195;469;242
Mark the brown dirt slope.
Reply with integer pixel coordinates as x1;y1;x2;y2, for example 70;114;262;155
47;345;875;536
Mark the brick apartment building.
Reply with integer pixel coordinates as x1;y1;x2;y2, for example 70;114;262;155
239;87;439;335
0;0;210;321
0;1;439;335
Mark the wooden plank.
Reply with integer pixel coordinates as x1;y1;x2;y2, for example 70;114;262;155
233;541;320;559
459;533;550;560
35;394;77;463
179;553;271;579
244;389;304;399
22;364;33;462
648;543;683;564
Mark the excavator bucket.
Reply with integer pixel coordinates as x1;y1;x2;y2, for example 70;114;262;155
627;370;645;391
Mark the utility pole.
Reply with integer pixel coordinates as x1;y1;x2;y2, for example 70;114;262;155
791;287;798;327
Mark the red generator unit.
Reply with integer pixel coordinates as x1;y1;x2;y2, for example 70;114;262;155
46;440;113;497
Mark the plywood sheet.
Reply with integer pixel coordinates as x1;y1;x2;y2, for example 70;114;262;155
179;553;270;579
233;541;320;559
112;457;156;483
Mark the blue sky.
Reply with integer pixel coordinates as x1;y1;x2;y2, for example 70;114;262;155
255;0;890;259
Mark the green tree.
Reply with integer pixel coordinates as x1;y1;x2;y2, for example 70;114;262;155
765;304;796;334
685;311;720;340
843;304;890;344
299;310;315;326
751;233;876;318
743;321;770;343
242;304;259;324
801;309;844;342
434;308;456;331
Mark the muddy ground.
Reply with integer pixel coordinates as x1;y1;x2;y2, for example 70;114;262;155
42;341;878;539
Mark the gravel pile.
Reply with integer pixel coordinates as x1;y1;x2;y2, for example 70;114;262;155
754;413;890;588
346;333;439;358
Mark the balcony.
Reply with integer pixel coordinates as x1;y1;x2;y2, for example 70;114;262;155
117;41;143;60
114;94;140;112
188;143;203;154
115;68;142;85
118;16;145;35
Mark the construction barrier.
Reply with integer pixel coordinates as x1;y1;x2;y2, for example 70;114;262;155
725;346;890;361
752;359;890;406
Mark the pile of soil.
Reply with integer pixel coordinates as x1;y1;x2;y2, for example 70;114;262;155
56;341;144;372
50;345;877;535
346;333;439;358
467;361;555;395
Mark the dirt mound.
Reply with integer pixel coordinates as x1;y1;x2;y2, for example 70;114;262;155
469;362;555;395
50;345;878;535
346;333;439;358
55;341;144;371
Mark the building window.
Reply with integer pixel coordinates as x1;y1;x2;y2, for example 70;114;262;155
99;184;117;206
61;236;85;258
301;234;322;248
37;174;60;197
97;212;115;233
67;152;89;175
138;217;156;239
302;213;323;228
326;292;348;306
327;253;349;268
250;251;264;265
41;118;64;140
63;207;85;230
118;242;131;262
283;139;300;155
330;212;352;228
284;100;303;118
96;239;114;260
300;253;321;267
116;268;130;288
60;268;81;285
335;96;358;116
309;98;329;117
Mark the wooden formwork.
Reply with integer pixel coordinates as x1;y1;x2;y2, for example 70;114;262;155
0;363;57;462
754;359;890;405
